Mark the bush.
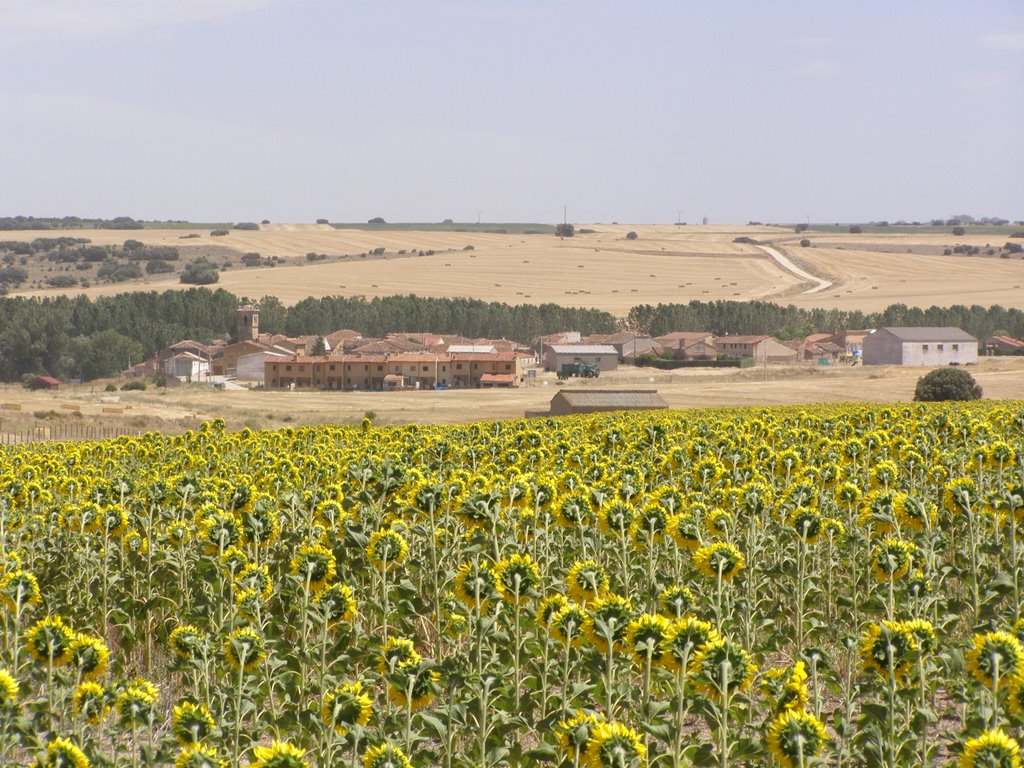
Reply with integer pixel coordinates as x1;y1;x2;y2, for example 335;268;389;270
316;218;330;225
848;225;862;234
210;230;229;237
913;368;982;402
1004;242;1023;254
368;217;386;224
800;239;811;247
625;231;638;240
96;262;143;282
179;260;220;285
733;236;760;245
234;222;260;231
44;275;79;287
146;260;175;274
555;223;575;238
121;380;146;391
794;223;809;233
952;226;966;236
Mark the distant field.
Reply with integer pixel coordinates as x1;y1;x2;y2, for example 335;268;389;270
330;222;556;234
6;223;1023;313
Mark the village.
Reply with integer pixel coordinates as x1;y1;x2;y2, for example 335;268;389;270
114;305;1021;396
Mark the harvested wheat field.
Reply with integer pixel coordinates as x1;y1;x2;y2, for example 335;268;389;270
2;358;1022;438
8;224;1023;313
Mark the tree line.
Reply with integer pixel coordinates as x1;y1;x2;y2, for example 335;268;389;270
1;289;1022;382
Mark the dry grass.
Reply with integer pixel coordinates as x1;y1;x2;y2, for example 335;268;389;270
7;224;1022;313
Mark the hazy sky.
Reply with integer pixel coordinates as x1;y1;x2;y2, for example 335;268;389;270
1;0;1021;225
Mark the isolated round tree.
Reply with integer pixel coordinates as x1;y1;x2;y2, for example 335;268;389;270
913;368;982;402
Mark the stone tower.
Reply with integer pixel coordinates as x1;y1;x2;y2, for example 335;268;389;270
237;304;259;342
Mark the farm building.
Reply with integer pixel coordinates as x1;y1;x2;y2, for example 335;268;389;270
862;327;978;366
164;352;211;382
713;335;797;362
236;349;293;383
544;344;619;372
543;389;669;417
27;375;61;390
655;331;717;360
982;335;1024;355
583;333;663;363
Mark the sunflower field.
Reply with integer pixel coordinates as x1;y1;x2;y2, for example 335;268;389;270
2;403;1024;768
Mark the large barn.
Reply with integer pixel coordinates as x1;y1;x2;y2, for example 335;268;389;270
545;389;669;417
862;327;978;366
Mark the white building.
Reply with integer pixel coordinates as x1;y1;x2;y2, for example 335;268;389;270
165;352;211;381
862;327;978;366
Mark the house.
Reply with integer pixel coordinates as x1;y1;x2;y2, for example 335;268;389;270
829;330;872;358
543;389;669;417
582;333;662;363
654;331;717;360
27;375;61;390
544;344;619;372
862;327;978;366
982;335;1024;356
713;335;798;362
165;352;211;382
236;349;293;383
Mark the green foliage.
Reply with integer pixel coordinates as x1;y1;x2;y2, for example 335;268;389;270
145;260;175;274
800;239;811;247
180;260;220;285
0;265;29;285
555;223;575;237
121;379;147;391
210;229;230;237
626;231;638;240
234;222;260;231
913;367;983;402
97;261;143;283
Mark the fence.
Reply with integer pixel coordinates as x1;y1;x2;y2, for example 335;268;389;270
0;423;145;445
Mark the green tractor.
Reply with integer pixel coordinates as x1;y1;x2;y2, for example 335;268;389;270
557;362;601;380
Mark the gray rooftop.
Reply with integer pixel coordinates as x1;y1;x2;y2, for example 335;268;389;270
548;344;618;354
553;390;669;408
879;327;977;342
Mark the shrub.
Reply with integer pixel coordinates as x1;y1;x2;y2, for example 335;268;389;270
316;218;330;225
368;217;386;224
952;226;965;236
104;383;117;392
555;223;575;237
210;230;230;237
848;225;862;234
179;260;220;285
733;236;759;245
800;239;811;247
1004;242;1023;254
625;231;638;240
121;380;147;391
44;275;79;287
794;223;809;233
0;266;28;285
913;368;982;402
241;252;263;266
96;262;143;282
234;222;260;231
146;260;175;274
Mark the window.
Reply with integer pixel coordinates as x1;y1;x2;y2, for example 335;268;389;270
937;344;944;352
286;365;292;371
329;364;336;371
953;344;959;351
422;365;428;372
922;345;928;352
377;365;383;372
456;363;463;370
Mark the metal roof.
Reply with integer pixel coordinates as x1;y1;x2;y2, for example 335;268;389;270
553;390;668;409
877;327;977;342
548;344;618;354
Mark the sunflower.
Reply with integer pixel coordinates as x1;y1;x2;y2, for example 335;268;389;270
72;681;107;724
453;560;499;610
689;637;757;701
667;512;702;550
169;625;209;662
366;529;409;570
234;588;264;622
123;530;149;556
583;721;647;768
959;728;1021;768
175;744;227;768
657;585;697;619
313;583;358;625
1008;679;1024;719
223;627;266;673
377;637;421;674
249;740;309;768
537;594;570;629
290;543;337;592
25;615;76;665
494;553;541;604
692;542;745;580
860;621;917;682
625;613;672;667
597;500;637;536
583;594;634;654
632;503;669;544
116;679;159;727
197;514;241;555
893;494;936;532
38;737;90;768
555;493;592;528
387;661;440;712
663;617;721;674
965;631;1024;689
235;563;273;601
70;634;109;680
238;500;280;546
555;710;607;764
322;680;373;735
361;742;412;768
0;569;41;611
899;618;937;656
0;667;18;707
766;709;829;768
946;477;979;514
870;538;915;582
172;700;218;745
787;507;822;544
219;547;249;577
705;508;732;538
549;603;588;647
566;560;610;605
